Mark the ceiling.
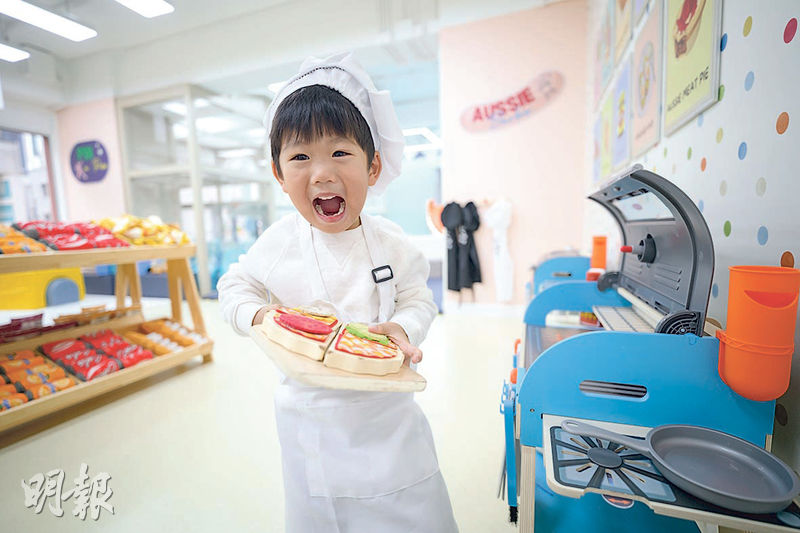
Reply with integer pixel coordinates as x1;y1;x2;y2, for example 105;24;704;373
0;1;476;157
0;0;292;60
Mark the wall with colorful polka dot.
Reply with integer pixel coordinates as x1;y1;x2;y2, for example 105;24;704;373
585;0;800;471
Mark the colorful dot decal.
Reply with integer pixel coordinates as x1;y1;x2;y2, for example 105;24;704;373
701;157;707;171
719;180;727;195
716;128;724;143
698;199;704;212
712;283;719;298
744;71;754;91
720;33;728;50
723;220;731;236
697;113;704;127
663;147;668;157
781;251;795;268
785;18;797;43
756;177;767;196
718;84;725;101
687;147;692;159
757;226;769;245
738;142;747;160
776;112;789;134
743;16;753;37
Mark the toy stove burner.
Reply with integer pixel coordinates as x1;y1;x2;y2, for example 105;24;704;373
551;426;677;503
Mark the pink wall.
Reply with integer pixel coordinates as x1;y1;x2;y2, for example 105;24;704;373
56;98;125;220
439;0;589;304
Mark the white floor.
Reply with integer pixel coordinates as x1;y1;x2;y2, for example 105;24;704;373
0;298;524;532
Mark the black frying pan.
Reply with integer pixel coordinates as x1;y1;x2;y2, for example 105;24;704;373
561;419;800;514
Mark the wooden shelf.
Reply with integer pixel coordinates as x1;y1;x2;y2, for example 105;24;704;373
0;314;213;433
0;244;197;273
0;244;211;435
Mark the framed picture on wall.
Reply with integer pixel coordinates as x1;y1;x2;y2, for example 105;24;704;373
593;116;602;183
663;0;723;135
633;0;649;25
631;0;662;157
614;0;633;64
595;0;615;106
612;60;632;170
600;92;613;178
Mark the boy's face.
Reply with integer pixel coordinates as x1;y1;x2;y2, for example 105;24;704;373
273;134;381;233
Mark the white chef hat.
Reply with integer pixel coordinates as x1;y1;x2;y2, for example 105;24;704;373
263;52;405;196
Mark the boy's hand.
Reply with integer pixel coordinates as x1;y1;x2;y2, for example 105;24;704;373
252;304;280;326
368;322;423;364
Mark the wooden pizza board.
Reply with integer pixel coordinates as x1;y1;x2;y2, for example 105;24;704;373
249;323;426;392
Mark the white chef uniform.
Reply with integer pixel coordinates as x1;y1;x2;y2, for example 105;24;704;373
217;213;458;532
219;50;458;532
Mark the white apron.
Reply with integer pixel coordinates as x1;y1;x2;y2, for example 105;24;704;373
273;216;458;533
484;199;513;303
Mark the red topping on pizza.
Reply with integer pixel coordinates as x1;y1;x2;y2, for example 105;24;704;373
277;313;333;335
276;307;338;327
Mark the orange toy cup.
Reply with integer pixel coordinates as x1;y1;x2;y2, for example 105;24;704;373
718;265;800;401
725;266;800;345
717;331;794;401
591;236;607;270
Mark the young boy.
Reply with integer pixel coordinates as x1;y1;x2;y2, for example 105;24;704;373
217;52;458;532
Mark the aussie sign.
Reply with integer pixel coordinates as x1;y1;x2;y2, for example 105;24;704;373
460;71;564;133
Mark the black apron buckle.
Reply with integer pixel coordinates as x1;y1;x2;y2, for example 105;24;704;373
371;265;394;284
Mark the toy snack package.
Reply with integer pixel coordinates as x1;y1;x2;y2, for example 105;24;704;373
94;214;191;246
40;339;89;360
1;392;31;410
55;350;121;382
13;220;128;250
1;349;37;360
0;383;24;396
262;307;341;361
0;224;48;254
26;376;79;399
9;366;67;389
0;356;46;375
121;331;172;355
110;344;153;368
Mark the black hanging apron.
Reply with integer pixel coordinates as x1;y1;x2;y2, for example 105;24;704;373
459;201;482;289
440;202;463;292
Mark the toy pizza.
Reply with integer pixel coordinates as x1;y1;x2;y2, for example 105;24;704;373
323;323;403;376
262;307;341;361
262;308;403;375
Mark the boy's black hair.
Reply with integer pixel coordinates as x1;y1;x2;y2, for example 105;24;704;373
270;84;375;177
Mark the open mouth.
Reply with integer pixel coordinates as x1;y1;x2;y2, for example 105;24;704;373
313;195;346;222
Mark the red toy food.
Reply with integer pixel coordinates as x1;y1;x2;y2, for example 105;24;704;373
277;313;333;335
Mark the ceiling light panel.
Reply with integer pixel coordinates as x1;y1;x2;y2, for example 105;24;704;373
113;0;174;18
0;0;97;42
0;42;30;62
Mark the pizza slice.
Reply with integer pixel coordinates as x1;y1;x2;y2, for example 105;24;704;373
262;307;340;361
323;323;404;375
